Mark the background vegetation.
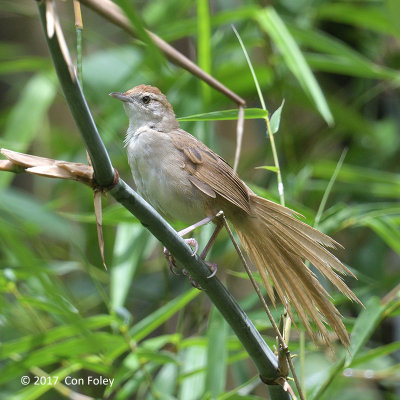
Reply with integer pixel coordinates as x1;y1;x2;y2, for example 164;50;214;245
0;0;399;399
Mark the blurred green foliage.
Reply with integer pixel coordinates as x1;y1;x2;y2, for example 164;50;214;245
0;0;399;399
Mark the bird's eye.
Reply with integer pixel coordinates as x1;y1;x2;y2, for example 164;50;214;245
142;96;150;104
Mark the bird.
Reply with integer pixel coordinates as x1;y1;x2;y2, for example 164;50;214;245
110;84;361;347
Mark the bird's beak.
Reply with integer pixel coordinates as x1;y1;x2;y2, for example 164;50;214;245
109;92;130;102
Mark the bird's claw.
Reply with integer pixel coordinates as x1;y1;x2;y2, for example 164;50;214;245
182;269;203;290
164;247;178;274
179;262;217;290
164;238;217;288
164;238;199;274
206;262;218;279
185;238;199;255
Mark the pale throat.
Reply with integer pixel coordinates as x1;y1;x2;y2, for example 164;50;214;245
124;108;177;136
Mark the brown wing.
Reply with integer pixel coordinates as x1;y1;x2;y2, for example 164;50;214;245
170;129;251;214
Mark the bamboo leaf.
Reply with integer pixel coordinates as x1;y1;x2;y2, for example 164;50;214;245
197;0;212;102
316;3;396;36
111;224;153;310
130;289;200;341
0;315;115;359
178;108;268;122
257;7;334;125
179;346;207;400
349;341;400;368
269;100;285;134
256;166;279;172
0;73;57;187
114;0;165;65
205;307;228;398
345;297;386;366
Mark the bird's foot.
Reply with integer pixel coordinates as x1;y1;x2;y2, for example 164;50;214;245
181;262;218;290
182;269;203;290
164;238;199;275
205;261;218;279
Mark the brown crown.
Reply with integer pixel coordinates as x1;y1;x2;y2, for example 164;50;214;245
124;85;173;112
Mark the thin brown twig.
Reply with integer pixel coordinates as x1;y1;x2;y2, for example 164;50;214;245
221;213;304;400
79;0;245;106
233;105;244;172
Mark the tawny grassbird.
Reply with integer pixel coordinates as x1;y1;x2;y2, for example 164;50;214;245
110;84;361;347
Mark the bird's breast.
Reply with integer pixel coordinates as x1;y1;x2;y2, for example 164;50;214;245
126;129;214;223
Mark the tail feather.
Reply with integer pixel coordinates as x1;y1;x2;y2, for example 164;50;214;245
252;196;341;249
232;194;361;347
262;236;327;336
263;213;358;301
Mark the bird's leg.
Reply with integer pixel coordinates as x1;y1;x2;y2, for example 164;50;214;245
164;216;215;275
165;214;224;284
177;215;215;237
180;219;223;289
200;218;224;279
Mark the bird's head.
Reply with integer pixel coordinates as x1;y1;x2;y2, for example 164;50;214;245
110;84;178;132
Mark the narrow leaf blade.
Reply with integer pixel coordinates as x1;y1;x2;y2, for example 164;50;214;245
269;99;285;134
178;108;268;122
257;7;334;125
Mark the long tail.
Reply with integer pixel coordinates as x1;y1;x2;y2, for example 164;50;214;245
231;194;361;347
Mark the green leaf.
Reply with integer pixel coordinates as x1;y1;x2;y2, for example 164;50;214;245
312;161;400;199
217;376;260;400
60;203;136;225
111;224;154;310
178;108;268;122
114;0;165;66
130;289;200;341
314;149;347;228
197;0;212;103
309;357;346;400
310;297;388;399
232;25;267;111
316;3;396;36
269;100;285;134
0;73;57;187
151;364;179;399
360;216;400;255
289;25;400;81
0;188;80;243
18;295;78;315
349;341;400;368
255;166;279;173
0;333;124;384
256;7;334;125
137;348;179;365
0;315;115;359
179;346;207;400
346;297;386;366
386;0;400;38
304;53;399;81
0;58;50;75
205;307;228;398
157;6;259;42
